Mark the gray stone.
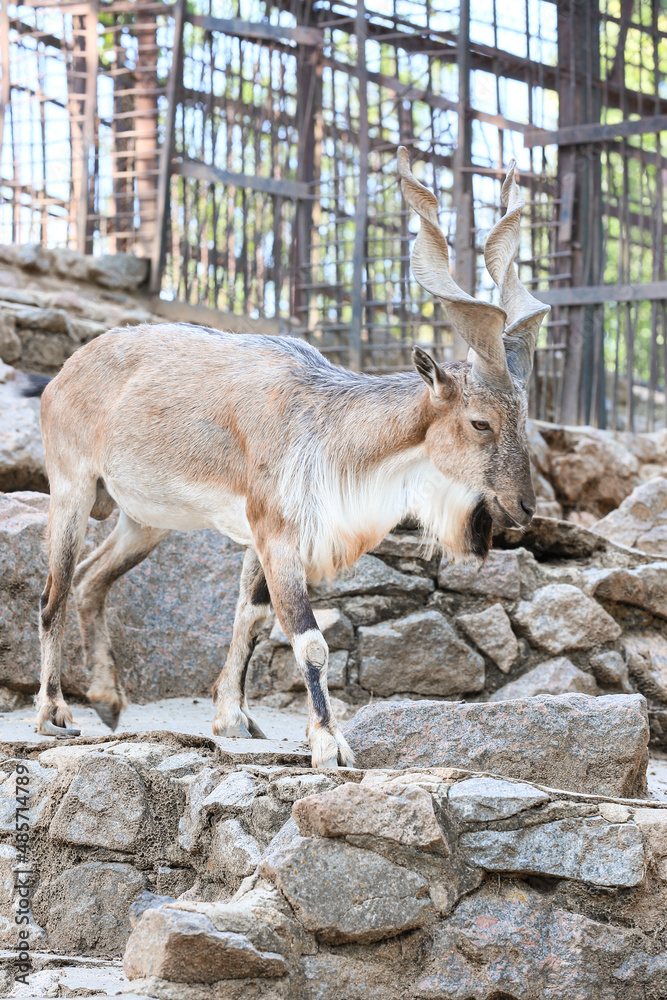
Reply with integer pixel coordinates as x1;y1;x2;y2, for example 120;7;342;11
104;741;174;772
594;476;667;554
49;754;148;850
456;603;518;673
0;492;245;703
246;795;293;843
208;818;262;878
437;549;520;600
340;594;399;625
418;881;645;999
589;650;633;691
202;771;262;816
270;608;354;651
88;253;149;291
489;656;599;701
38;741;119;771
14;306;73;335
344;694;649;796
271;773;337;803
460;816;645;887
177;767;220;854
327;650;348;689
15;244;52;273
173;879;313;966
292;782;448;854
155;751;213;778
123;907;287;983
129;891;177;929
0;759;56;832
547;427;640;516
623;631;667;701
0;684;31;711
52;247;91;281
310;554;433;599
372;532;431;559
632;807;667;858
259;647;348;694
512;583;622;654
260;837;433;944
358;610;484;697
447;777;549;822
585;562;667;620
0;313;21;364
21;330;75;370
32;861;148;956
0;370;46;492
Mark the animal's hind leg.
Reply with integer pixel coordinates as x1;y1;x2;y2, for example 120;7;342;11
37;482;97;737
212;547;270;740
73;510;168;730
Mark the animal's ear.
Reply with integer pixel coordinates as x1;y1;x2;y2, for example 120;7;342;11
412;346;456;401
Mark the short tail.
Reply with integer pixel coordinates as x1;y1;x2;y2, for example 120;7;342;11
19;374;52;398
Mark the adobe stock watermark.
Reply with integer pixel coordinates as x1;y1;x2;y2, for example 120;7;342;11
13;762;33;988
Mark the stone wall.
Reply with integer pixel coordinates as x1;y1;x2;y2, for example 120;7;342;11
1;716;665;998
2;492;667;752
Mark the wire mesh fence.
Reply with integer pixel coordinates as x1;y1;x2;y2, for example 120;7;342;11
0;0;666;429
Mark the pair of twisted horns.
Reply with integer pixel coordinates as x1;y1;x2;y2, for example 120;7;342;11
397;146;549;392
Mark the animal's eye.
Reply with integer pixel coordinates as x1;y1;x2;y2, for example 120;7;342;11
471;420;491;432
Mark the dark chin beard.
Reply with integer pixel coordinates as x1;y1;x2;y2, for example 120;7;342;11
466;499;493;560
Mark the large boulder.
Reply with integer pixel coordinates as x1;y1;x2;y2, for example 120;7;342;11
357;610;484;696
343;694;649;796
0;491;244;702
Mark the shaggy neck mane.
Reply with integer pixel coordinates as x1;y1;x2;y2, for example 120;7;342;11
276;364;480;580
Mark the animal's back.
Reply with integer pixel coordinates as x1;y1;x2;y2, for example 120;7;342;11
40;323;328;535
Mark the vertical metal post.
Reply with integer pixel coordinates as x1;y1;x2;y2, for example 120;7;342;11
558;2;602;425
74;0;98;253
452;0;473;361
150;0;184;293
134;0;160;257
0;1;9;173
293;20;320;331
349;1;368;372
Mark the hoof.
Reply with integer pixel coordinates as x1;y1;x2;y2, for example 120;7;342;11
217;720;253;739
90;700;121;731
245;717;268;740
315;755;339;769
39;720;81;739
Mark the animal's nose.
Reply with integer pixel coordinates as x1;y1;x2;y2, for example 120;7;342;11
520;498;535;519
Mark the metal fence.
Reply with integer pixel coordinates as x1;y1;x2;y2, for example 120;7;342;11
1;0;666;430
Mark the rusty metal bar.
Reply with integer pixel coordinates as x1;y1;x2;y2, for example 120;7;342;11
149;0;183;292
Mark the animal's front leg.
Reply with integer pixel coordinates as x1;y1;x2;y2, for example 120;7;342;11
212;547;269;740
261;541;354;769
